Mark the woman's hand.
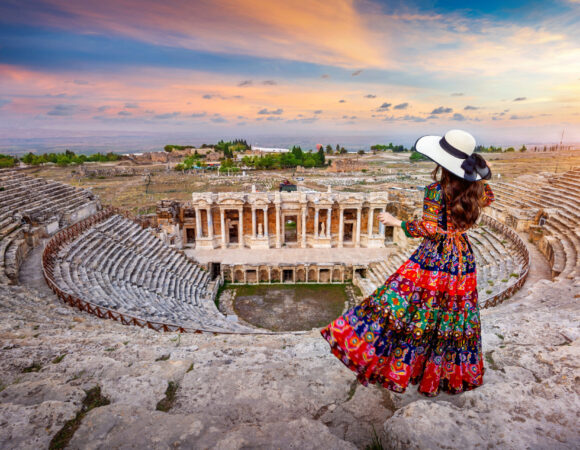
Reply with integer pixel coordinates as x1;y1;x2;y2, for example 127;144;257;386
378;211;401;227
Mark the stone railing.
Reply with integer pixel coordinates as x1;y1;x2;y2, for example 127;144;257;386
479;214;530;308
41;206;268;334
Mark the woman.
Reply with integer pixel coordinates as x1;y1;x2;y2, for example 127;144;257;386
320;129;494;397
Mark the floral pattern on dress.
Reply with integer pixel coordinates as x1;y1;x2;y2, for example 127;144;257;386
320;181;495;396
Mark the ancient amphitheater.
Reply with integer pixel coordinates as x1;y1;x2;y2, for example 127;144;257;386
1;165;578;449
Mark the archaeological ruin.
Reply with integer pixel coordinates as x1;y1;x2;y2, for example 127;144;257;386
1;162;578;449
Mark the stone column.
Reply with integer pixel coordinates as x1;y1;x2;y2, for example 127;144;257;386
251;207;256;238
263;207;268;237
220;209;226;248
238;207;244;248
275;205;281;248
195;207;202;238
326;207;332;239
314;208;319;239
379;207;385;235
338;207;344;248
367;207;374;237
207;207;214;239
301;207;307;248
355;207;361;247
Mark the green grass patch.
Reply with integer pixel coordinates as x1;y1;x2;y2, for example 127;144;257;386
49;386;110;450
365;424;384;450
214;280;230;309
156;381;179;412
186;363;194;373
510;273;519;278
52;354;66;364
486;289;493;294
22;361;42;373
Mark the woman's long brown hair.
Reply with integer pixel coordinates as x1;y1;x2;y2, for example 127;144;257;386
431;165;486;230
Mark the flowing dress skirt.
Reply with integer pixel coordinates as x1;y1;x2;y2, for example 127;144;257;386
320;234;484;396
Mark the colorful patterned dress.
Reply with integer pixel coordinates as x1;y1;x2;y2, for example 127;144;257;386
320;181;495;396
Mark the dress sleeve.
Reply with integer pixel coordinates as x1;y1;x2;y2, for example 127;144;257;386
482;182;494;207
401;184;442;239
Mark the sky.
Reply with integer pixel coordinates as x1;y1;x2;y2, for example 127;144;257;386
0;0;579;151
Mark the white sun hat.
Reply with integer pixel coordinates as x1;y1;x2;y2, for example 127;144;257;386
414;129;491;182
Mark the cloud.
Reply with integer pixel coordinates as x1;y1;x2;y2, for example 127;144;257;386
266;116;283;121
47;104;76;116
286;116;318;124
513;97;527;101
97;105;110;112
451;93;464;97
378;102;391;110
0;99;11;108
124;102;139;108
118;110;132;116
383;115;427;122
190;112;206;118
394;102;408;110
211;116;227;123
262;80;277;85
236;122;246;126
321;74;330;79
364;94;376;98
431;106;453;114
510;114;533;120
202;94;215;99
313;110;323;114
464;105;479;110
258;108;283;115
238;80;253;87
352;70;363;76
73;79;90;85
451;113;465;121
154;111;180;119
45;93;68;98
338;99;346;103
0;0;385;69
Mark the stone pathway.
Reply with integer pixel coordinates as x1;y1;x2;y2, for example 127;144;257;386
187;246;399;265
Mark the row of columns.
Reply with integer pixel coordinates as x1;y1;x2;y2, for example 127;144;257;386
192;205;388;249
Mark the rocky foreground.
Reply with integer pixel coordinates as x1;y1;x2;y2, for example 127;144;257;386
0;277;578;449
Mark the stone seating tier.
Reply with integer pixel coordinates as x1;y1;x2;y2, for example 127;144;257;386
47;213;257;333
0;168;101;284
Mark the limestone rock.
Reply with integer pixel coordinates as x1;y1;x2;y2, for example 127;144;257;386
68;404;356;450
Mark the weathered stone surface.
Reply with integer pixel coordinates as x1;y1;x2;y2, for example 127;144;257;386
69;404;357;450
1;276;578;449
0;400;78;450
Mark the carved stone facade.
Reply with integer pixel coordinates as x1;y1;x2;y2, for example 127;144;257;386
156;188;405;250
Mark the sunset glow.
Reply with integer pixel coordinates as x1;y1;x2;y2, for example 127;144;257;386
0;0;579;148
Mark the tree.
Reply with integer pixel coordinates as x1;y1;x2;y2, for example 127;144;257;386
325;144;332;154
339;147;348;154
519;145;527;152
317;147;326;166
357;149;365;155
410;151;428;162
505;147;515;152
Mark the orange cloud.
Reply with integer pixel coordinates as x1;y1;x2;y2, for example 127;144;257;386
6;0;384;69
